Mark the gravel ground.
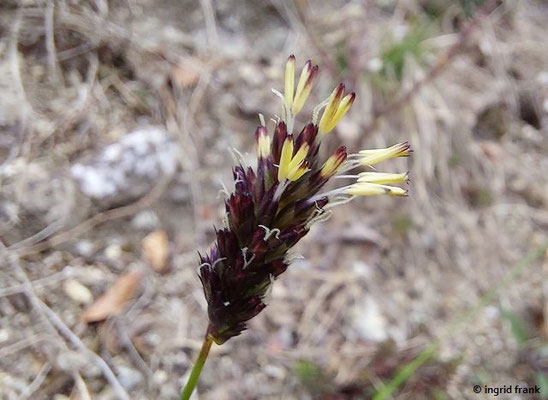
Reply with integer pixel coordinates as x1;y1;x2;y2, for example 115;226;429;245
0;1;546;399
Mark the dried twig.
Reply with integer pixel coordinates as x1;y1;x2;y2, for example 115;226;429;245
363;0;501;134
6;216;69;252
0;267;75;297
162;69;212;245
5;174;171;257
39;300;130;400
105;275;155;386
9;259;129;400
199;0;219;50
3;10;28;169
0;334;50;359
275;0;339;78
44;0;61;84
20;362;52;400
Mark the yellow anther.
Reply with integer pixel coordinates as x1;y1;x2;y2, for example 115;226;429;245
319;84;344;134
359;142;411;166
320;147;347;178
287;144;309;175
321;157;339;178
284;55;295;108
346;183;408;197
357;172;409;185
288;164;309;181
323;93;355;134
257;133;271;159
277;137;294;181
292;61;317;115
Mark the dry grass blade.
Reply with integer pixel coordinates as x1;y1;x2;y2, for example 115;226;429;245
142;230;170;273
363;0;501;134
373;241;548;400
6;174;171;257
82;271;144;323
2;0;546;398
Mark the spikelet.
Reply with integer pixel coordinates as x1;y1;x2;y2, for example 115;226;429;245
198;56;411;344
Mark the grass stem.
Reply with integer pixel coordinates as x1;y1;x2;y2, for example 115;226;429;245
180;329;214;400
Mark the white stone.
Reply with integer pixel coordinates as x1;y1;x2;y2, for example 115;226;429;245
63;279;93;305
0;329;9;343
117;366;142;390
131;210;159;229
71;126;179;206
351;297;388;342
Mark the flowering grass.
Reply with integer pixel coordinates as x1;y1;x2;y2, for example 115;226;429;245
181;56;411;399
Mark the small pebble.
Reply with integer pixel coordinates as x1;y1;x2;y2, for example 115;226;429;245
63;279;93;305
153;370;168;385
75;240;95;258
131;210;159;230
105;244;123;260
117;366;143;390
0;329;9;343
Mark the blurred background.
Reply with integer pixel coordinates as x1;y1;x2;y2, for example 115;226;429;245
0;0;546;399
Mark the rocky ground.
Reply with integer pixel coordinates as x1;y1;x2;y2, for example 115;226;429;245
0;1;546;399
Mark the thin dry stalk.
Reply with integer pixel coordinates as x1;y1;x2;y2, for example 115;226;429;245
38;299;130;400
20;362;52;400
199;0;220;50
5;174;171;257
363;0;501;134
44;0;61;84
0;268;75;297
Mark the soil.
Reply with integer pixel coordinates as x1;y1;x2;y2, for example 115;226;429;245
0;1;546;399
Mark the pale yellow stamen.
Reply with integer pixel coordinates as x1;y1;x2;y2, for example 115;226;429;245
321;154;344;178
286;145;309;181
257;134;271;159
292;84;313;116
277;137;294;181
346;183;408;197
357;172;409;185
323;93;355;134
319;85;343;134
288;164;309;181
359;142;410;166
284;56;295;108
292;62;313;115
287;144;309;174
278;140;311;182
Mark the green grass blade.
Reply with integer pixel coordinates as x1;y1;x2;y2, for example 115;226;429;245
373;241;547;400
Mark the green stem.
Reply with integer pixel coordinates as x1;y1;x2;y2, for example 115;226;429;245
180;329;214;400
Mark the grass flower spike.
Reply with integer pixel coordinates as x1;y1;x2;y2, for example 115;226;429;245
181;55;412;400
